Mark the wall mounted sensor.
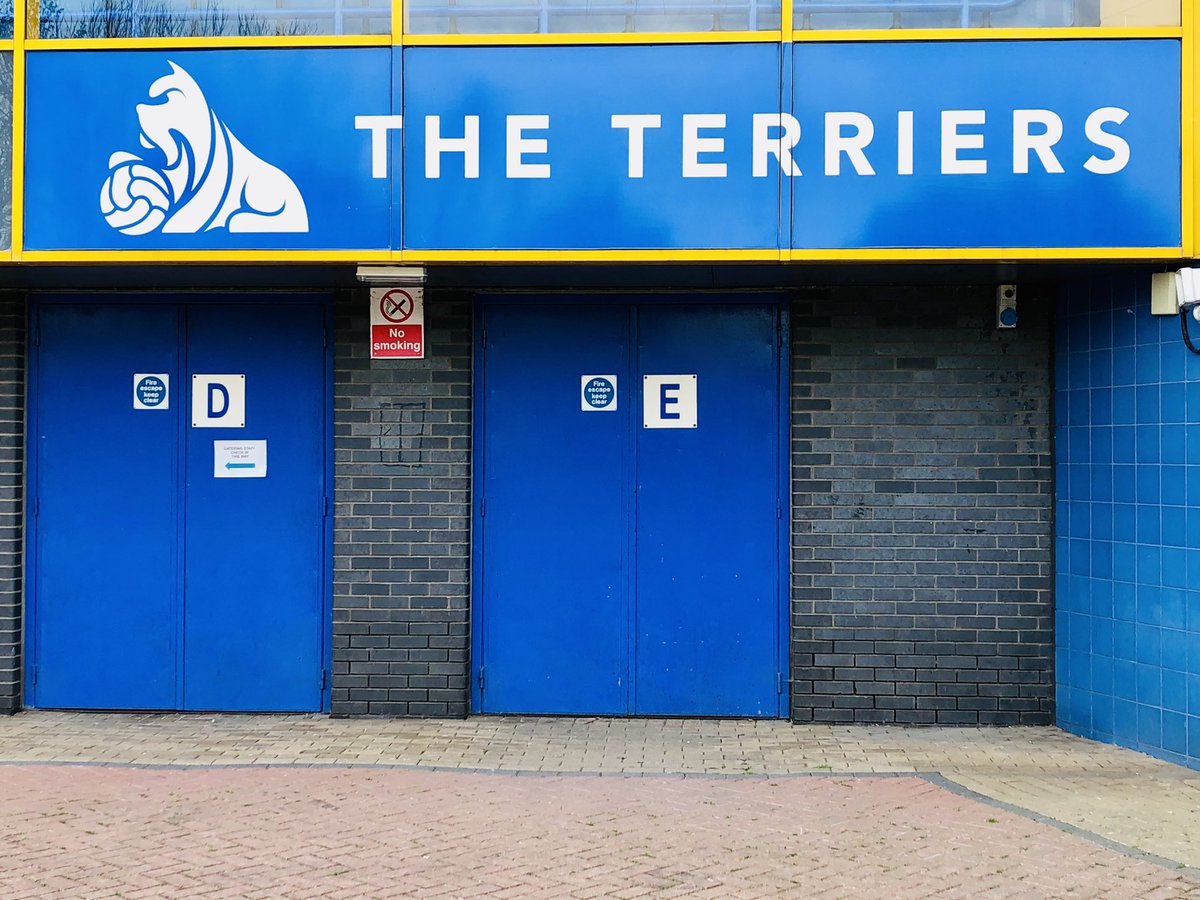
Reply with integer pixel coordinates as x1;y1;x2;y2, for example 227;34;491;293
996;285;1018;329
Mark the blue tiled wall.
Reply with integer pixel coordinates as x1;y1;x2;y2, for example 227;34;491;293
1056;274;1200;769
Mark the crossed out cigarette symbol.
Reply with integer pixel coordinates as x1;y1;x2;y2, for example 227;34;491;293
380;289;415;323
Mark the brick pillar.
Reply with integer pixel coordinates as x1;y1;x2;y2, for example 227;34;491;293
0;295;23;714
331;289;472;716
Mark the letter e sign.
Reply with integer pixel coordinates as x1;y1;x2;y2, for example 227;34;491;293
643;374;697;429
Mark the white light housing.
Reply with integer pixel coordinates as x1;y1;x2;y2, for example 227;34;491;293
356;265;427;285
1173;267;1200;309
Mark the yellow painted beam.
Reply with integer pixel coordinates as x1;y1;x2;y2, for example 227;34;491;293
399;31;782;46
18;250;397;263
25;35;390;50
11;0;25;260
788;246;1185;261
13;245;1187;265
398;24;1179;47
788;25;1181;41
1186;0;1198;257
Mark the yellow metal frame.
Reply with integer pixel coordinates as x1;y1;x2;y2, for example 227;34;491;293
1185;0;1197;258
2;0;1193;265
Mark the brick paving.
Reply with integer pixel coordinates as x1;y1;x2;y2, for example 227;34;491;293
1;713;1199;897
3;766;1198;899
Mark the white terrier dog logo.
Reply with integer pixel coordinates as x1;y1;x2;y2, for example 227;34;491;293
100;61;309;235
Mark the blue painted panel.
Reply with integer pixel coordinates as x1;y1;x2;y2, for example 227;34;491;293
480;304;630;714
182;304;326;711
634;304;780;716
792;41;1180;249
24;49;392;251
33;304;179;709
402;44;785;250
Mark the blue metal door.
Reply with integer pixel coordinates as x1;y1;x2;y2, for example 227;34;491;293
634;304;781;716
29;298;328;711
478;305;631;714
476;298;784;717
182;305;326;711
32;304;181;709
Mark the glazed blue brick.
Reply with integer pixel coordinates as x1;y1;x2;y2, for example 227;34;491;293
1091;614;1114;657
1163;549;1188;589
1136;664;1162;706
1092;692;1114;735
1135;347;1161;385
1162;669;1186;711
1112;346;1136;382
1162;465;1187;500
1113;427;1136;463
1056;272;1200;766
1135;427;1160;464
1114;697;1138;734
1113;661;1137;701
1136;505;1161;544
1137;545;1161;585
1113;619;1132;662
1091;655;1114;697
1162;384;1186;424
1114;583;1137;624
1136;624;1162;667
1161;342;1186;383
1162;508;1187;546
1137;704;1162;747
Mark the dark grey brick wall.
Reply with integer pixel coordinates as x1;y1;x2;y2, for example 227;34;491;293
0;297;22;714
790;287;1054;725
332;290;471;717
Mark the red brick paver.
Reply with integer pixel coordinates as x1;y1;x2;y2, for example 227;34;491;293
1;766;1197;899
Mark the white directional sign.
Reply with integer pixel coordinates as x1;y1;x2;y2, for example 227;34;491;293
214;440;267;478
192;374;246;428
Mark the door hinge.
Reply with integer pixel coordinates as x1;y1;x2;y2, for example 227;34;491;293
323;496;331;517
478;667;486;692
32;497;39;518
777;323;783;349
481;328;487;349
320;669;328;691
777;672;786;694
33;323;40;348
480;498;485;518
776;498;782;520
30;665;37;686
322;326;329;349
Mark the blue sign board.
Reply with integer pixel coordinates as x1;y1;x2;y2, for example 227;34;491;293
21;41;1181;253
24;49;393;251
791;41;1181;249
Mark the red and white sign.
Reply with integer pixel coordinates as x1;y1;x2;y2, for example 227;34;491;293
370;287;425;359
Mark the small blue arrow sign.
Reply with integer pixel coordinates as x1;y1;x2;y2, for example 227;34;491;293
226;462;255;469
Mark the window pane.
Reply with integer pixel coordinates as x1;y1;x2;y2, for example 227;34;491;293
406;0;781;34
793;0;1178;29
0;54;10;251
33;0;390;37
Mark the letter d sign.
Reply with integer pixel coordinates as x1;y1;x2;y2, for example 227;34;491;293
192;374;246;428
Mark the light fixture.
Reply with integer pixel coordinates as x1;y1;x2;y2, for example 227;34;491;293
356;265;426;286
1174;267;1200;311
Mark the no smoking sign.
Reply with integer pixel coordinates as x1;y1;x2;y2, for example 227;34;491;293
370;287;425;359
